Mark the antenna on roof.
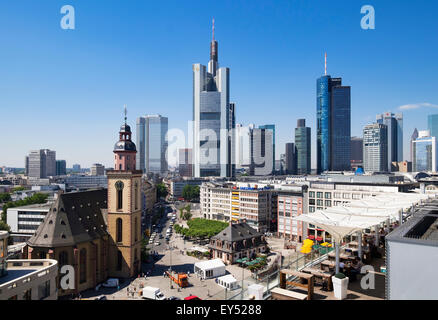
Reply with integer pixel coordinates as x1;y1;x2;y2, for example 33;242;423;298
212;17;215;41
124;104;127;124
324;52;327;75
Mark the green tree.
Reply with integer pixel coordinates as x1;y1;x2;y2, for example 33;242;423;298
1;193;49;222
182;185;200;201
156;183;168;199
0;193;11;203
0;221;11;232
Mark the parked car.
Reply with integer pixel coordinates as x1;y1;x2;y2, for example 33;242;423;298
167;296;181;300
102;278;119;288
95;295;107;300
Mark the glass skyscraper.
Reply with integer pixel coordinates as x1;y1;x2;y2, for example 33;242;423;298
193;20;234;178
412;130;437;172
376;112;403;171
295;119;311;174
363;123;388;173
259;124;275;174
136;115;168;175
427;114;438;139
317;75;351;173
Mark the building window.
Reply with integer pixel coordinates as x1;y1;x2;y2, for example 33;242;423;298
116;218;123;243
115;181;124;210
309;191;315;198
317;192;323;199
325;200;332;207
117;250;123;271
79;248;87;284
38;280;50;300
325;192;331;199
135;217;138;242
135;182;139;210
58;251;68;267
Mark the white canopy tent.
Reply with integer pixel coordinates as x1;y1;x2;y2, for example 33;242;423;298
296;192;436;273
217;274;238;290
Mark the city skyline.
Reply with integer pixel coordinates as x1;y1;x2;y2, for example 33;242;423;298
1;0;438;168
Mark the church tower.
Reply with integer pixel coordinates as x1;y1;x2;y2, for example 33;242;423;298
107;108;142;278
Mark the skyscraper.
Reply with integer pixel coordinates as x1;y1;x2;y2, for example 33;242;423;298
248;127;273;176
410;128;419;162
285;143;297;175
259;124;275;174
136;115;168;175
27;149;56;178
412;130;437;172
90;163;105;176
363;123;388;173
376;112;403;170
193;19;234;178
428;114;438;139
56;160;67;176
295;119;311;174
351;137;364;168
178;148;193;177
316;54;351;173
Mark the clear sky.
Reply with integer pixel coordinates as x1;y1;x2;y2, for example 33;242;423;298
1;0;437;168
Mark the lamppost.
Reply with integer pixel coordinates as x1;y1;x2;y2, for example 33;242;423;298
169;241;173;289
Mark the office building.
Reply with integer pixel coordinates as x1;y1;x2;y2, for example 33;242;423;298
249;127;273;176
25;156;29;176
285;143;296;175
27;149;56;178
316;57;351;173
412;130;438;172
1;231;58;300
428;114;438;139
376;112;403;170
72;164;81;173
295;119;311;174
90;163;105;176
235;124;252;170
178;148;193;177
363;123;388;173
7;203;51;243
259;125;276;174
193;20;234;178
55;160;66;176
351;137;363;169
277;187;306;242
410;128;419;162
200;182;273;232
136;115;168;175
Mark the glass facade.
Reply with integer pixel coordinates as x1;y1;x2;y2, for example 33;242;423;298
295;119;311;174
259;124;275;174
413;136;437;172
317;76;350;173
376;112;403;170
428;114;438;139
136;115;168;175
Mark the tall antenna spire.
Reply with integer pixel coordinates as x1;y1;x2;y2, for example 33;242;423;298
324;52;327;75
212;17;215;41
124;104;127;124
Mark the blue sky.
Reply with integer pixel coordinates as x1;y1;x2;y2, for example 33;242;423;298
1;0;437;168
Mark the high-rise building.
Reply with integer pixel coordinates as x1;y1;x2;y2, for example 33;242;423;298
136;115;168;175
55;160;67;176
428;114;438;139
193;19;234;178
25;156;29;176
410;128;419;162
90;163;105;176
107;117;142;277
27;149;56;178
316;56;351;173
363;123;388;173
285;143;297;175
295;119;311;174
178;148;193;177
259;124;275;174
412;130;437;172
248;127;273;176
376;112;403;170
351;137;364;168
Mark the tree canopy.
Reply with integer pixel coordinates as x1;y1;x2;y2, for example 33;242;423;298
1;193;49;223
156;183;168;199
182;185;200;201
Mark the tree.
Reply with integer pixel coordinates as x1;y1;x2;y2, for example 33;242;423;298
0;221;10;232
1;193;49;222
0;193;11;203
182;185;200;201
156;183;168;199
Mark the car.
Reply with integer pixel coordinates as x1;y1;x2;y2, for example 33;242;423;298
167;296;181;300
159;234;163;239
102;278;119;288
154;242;160;246
95;295;107;300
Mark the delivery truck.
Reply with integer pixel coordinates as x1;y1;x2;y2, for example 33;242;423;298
142;286;166;300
